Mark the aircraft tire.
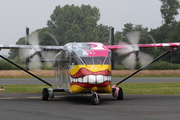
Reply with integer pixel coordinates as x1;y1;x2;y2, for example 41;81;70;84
91;94;100;105
117;87;123;100
42;88;49;101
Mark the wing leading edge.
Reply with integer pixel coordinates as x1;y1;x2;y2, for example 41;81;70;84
0;44;65;50
106;42;180;50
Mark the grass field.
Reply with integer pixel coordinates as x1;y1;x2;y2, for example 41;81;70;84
0;70;180;95
112;70;180;77
1;83;180;95
0;70;55;78
0;70;180;78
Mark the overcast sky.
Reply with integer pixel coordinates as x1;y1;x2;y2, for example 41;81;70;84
0;0;180;55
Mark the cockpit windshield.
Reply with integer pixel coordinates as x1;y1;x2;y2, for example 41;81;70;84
81;57;105;65
94;57;105;64
81;57;93;65
66;42;111;65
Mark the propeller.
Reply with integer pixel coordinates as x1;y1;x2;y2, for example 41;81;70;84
118;31;154;70
19;32;57;69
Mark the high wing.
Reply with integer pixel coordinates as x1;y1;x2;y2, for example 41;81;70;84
138;43;180;48
0;44;65;71
109;42;180;88
106;42;180;50
0;44;66;93
1;42;179;51
106;42;180;70
0;44;65;50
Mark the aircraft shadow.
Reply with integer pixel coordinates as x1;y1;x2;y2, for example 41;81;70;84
49;94;119;105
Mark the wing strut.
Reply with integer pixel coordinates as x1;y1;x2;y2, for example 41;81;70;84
112;47;176;87
0;55;55;88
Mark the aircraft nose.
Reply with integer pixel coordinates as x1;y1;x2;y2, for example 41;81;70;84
70;75;111;84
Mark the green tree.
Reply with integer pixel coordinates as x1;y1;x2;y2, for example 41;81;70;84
64;24;84;42
160;0;180;26
84;26;99;42
114;31;123;42
121;23;151;44
8;37;25;59
47;4;100;45
96;24;109;42
161;21;180;63
39;28;59;46
122;23;134;35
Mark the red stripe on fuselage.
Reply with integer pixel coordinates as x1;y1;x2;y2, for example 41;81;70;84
71;68;111;78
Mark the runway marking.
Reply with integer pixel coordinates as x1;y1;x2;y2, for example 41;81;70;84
26;96;73;98
0;97;14;99
26;97;41;99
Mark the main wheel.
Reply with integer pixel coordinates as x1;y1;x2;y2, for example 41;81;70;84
117;87;123;100
42;88;49;101
91;94;100;105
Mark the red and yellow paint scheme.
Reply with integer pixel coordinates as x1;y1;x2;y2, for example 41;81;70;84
64;42;113;94
69;64;112;93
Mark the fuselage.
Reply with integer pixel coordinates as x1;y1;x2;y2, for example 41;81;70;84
68;42;112;93
54;42;112;93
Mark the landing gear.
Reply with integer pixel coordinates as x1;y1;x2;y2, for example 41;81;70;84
112;87;123;100
42;88;49;101
91;91;100;105
117;87;123;100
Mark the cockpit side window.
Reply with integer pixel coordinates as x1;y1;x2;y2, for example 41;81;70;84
104;56;110;64
71;52;83;65
104;51;111;65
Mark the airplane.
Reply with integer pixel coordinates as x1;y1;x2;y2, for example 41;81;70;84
0;27;180;105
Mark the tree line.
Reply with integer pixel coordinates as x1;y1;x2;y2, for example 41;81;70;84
8;0;180;67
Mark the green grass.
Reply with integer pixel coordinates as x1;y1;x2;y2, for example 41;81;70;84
112;74;180;78
0;84;50;93
1;83;180;95
0;76;55;79
117;82;180;95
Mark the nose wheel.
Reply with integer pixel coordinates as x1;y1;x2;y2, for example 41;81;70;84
91;91;100;105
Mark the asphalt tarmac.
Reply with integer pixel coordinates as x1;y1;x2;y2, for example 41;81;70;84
0;78;180;120
0;93;180;120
